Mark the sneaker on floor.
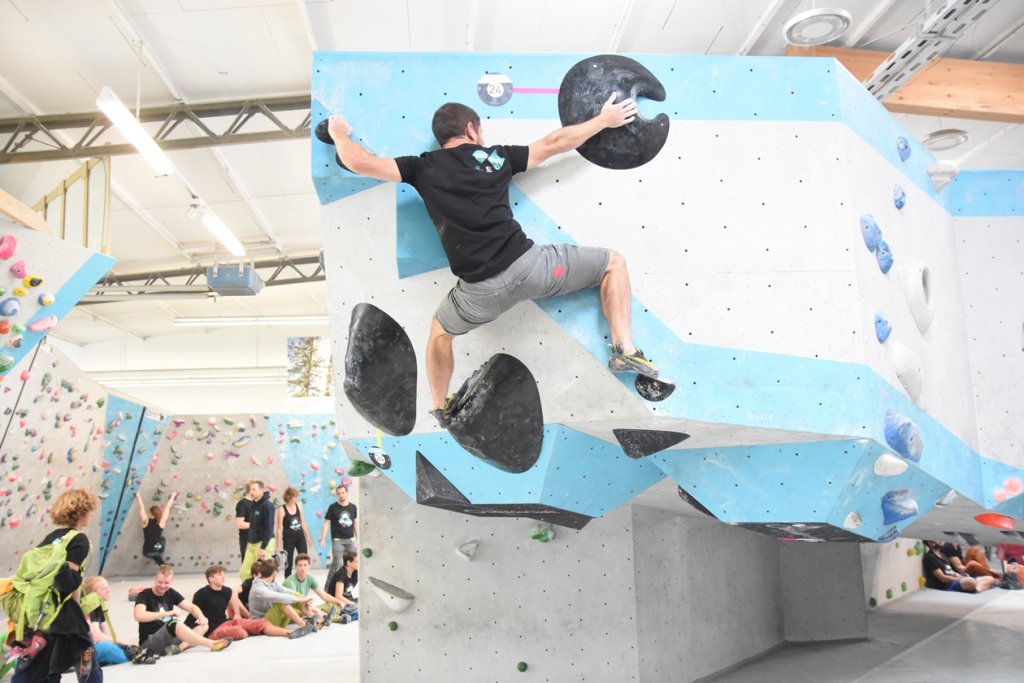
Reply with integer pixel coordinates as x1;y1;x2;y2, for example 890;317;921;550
210;638;232;652
288;624;315;639
312;612;328;632
163;644;181;657
339;613;351;625
131;649;159;665
323;605;338;627
608;343;659;378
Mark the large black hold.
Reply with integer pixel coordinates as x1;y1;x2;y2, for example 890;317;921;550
415;452;593;529
343;303;417;436
446;353;543;473
612;428;690;459
558;54;670;170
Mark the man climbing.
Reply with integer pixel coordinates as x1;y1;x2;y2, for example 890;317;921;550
327;93;659;427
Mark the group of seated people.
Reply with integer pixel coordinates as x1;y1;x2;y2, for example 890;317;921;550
84;551;359;667
921;540;1022;593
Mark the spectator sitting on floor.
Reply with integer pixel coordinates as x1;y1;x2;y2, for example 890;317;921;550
283;553;342;615
952;543;1001;579
82;576;156;666
188;565;313;640
923;541;996;593
133;564;233;655
324;550;359;623
249;558;326;630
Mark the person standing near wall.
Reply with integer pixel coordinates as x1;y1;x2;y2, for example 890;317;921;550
319;484;358;582
134;490;178;567
275;487;313;578
239;480;276;581
234;487;255;562
11;488;100;683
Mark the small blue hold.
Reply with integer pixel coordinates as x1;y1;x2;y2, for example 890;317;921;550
881;489;919;525
0;297;20;317
884;409;923;462
893;185;906;209
874;314;892;343
860;214;881;252
876;240;893;274
897;136;911;161
877;526;902;543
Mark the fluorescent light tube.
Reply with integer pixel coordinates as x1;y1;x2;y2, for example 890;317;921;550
200;208;247;257
173;316;329;327
96;86;176;176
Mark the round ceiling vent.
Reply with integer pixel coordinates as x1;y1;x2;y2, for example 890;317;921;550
783;8;853;46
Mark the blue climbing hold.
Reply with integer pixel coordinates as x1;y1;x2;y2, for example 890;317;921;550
896;136;911;161
884;409;923;462
874;314;892;343
0;297;20;317
881;489;919;525
876;240;893;274
860;215;881;252
877;526;901;543
893;185;906;209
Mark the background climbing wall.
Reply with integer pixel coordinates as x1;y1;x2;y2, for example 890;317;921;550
0;344;109;575
861;538;927;609
101;412;352;575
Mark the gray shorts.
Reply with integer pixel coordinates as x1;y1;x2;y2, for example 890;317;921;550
142;621;181;653
436;244;610;335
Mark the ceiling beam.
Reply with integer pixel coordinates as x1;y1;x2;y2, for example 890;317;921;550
0;96;311;164
786;46;1024;123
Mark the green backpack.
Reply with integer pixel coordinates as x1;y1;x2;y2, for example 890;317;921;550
1;530;89;642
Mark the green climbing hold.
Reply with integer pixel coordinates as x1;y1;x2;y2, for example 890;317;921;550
517;662;528;673
530;522;555;542
885;588;893;599
901;582;908;592
388;621;398;631
96;397;105;408
869;597;877;607
361;548;373;558
223;417;234;425
347;461;376;477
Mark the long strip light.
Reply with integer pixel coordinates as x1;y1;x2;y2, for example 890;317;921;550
95;86;176;176
173;315;330;327
199;207;247;257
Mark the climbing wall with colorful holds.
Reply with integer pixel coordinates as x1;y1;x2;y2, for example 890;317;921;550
0;220;115;380
0;344;109;575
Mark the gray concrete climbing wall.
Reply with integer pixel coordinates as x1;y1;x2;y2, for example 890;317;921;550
631;505;783;682
360;473;641;682
778;541;866;642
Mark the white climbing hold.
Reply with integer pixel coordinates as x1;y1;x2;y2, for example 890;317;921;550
367;576;415;613
873;453;909;477
899;258;935;335
889;341;924;402
456;540;479;560
843;511;862;529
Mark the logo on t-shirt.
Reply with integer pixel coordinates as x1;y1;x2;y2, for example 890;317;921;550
472;149;505;172
340;512;354;529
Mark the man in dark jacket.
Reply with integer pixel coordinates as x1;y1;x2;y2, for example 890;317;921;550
239;480;276;580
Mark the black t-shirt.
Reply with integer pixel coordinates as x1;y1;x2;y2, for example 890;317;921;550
89;607;105;624
923;552;958;589
325;502;357;540
326;568;357;600
282;505;303;539
235;498;254;540
395;144;532;282
142;519;165;554
239;578;253;608
186;585;231;632
134;587;184;643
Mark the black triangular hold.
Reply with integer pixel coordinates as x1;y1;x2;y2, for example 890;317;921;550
416;452;470;508
958;532;979;546
446;353;543;473
613;428;690;458
676;486;717;519
343;303;417;436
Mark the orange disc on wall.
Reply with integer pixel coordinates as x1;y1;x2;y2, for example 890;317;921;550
974;512;1015;530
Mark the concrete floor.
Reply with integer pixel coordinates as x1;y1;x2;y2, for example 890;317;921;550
62;572;359;683
710;588;1024;683
49;574;1023;682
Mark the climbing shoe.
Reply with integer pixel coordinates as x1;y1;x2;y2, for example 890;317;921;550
324;605;339;626
210;638;232;652
130;648;158;665
429;394;458;428
608;344;659;378
288;624;314;639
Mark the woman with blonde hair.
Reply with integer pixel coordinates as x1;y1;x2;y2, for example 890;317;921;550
12;488;100;683
81;577;153;666
274;487;313;578
134;490;178;566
